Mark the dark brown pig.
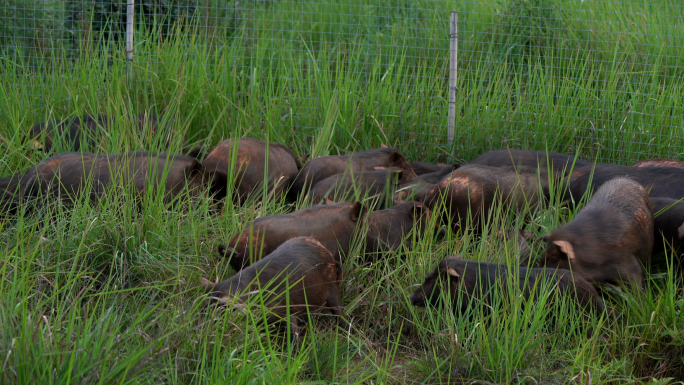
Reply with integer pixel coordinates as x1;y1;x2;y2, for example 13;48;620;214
542;178;653;289
424;164;548;232
410;162;450;176
20;151;214;205
409;256;606;316
632;158;684;169
201;236;347;344
565;164;684;203
28;114;197;155
362;201;436;254
310;168;410;208
470;149;591;176
218;201;365;270
202;138;300;203
291;147;417;198
395;164;459;203
650;197;684;257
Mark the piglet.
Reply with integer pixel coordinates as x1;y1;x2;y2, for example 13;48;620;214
218;201;365;270
201;236;347;344
203;138;301;203
291;146;417;198
310;168;410;208
363;201;438;254
542;178;653;289
470;148;591;176
425;164;547;232
409;256;606;316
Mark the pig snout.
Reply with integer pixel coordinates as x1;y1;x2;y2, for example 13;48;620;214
409;290;426;307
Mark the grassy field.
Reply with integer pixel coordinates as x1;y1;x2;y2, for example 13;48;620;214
1;0;684;383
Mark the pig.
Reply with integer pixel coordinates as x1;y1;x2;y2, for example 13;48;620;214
409;256;607;316
362;201;436;254
218;201;366;270
410;162;450;176
424;164;548;232
632;158;684;169
290;147;417;198
395;164;459;203
649;197;684;257
20;151;215;205
470;149;591;177
202;138;301;203
201;236;347;344
310;168;410;208
565;164;684;203
542;178;653;289
29;114;199;155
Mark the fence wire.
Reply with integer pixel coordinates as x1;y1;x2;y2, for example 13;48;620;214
1;0;684;164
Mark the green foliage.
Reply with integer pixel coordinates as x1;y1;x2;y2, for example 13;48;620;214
1;0;684;383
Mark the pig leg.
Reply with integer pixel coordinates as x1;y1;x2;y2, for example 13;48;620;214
289;315;301;346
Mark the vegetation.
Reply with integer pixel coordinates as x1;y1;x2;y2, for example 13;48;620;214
0;0;683;383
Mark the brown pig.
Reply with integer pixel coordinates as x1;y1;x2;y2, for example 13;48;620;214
218;201;366;270
310;168;410;208
20;151;215;205
409;256;606;316
291;147;417;198
410;162;450;176
395;164;459;203
201;236;347;344
29;114;199;155
362;201;437;254
470;148;591;176
632;158;684;169
542;178;653;289
650;197;684;257
202;138;300;203
564;164;684;204
425;164;548;232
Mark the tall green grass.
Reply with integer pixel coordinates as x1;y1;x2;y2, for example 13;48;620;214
1;0;684;383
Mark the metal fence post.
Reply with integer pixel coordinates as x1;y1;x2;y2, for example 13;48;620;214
447;12;458;155
126;0;135;81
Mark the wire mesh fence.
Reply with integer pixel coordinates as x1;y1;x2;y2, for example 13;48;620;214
1;0;684;163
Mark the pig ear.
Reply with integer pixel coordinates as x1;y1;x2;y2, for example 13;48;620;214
350;202;367;221
446;268;460;278
394;199;407;206
324;198;336;205
200;277;215;291
185;159;204;177
380;143;389;148
411;204;428;218
300;153;310;165
388;151;403;165
186;145;204;159
451;164;460;171
552;240;576;261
